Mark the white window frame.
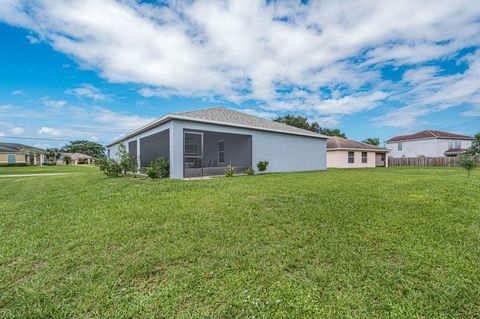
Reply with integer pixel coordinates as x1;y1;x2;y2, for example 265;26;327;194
361;152;368;163
348;151;355;164
398;142;403;151
217;140;225;164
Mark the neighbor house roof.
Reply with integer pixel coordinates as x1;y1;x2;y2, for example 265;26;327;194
387;130;474;142
0;142;46;154
327;136;389;152
108;107;329;146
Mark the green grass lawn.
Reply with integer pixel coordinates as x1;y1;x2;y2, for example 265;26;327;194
0;166;479;318
0;165;95;175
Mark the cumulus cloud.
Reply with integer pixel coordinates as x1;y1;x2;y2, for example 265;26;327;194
375;51;480;127
26;34;40;44
11;89;25;96
42;96;67;108
11;126;25;135
65;84;107;100
1;0;479;127
38;126;61;136
0;131;5;137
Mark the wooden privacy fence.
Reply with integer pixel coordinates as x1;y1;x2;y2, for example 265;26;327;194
388;156;478;167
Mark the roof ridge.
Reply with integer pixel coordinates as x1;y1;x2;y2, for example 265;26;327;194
172;106;225;115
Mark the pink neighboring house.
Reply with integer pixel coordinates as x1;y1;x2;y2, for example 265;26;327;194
327;136;389;168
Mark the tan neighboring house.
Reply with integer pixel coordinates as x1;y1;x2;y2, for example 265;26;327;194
0;143;47;165
327;136;389;168
58;152;94;165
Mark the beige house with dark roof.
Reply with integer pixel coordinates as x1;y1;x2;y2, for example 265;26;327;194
57;153;94;165
386;130;474;158
0;143;47;165
327;136;389;168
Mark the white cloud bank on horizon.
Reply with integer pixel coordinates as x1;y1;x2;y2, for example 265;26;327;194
1;0;480;127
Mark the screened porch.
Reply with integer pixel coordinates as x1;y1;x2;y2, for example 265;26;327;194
184;130;252;178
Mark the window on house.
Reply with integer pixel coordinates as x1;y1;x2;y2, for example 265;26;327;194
362;152;367;163
398;142;403;151
454;140;461;148
348;151;355;163
7;154;16;164
218;140;225;164
107;149;110;158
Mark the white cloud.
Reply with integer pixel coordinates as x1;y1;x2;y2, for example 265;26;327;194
42;96;67;108
93;107;154;131
375;51;480;127
0;131;5;137
11;126;25;135
65;84;107;100
1;0;479;127
38;127;61;136
26;34;40;44
11;89;25;96
312;116;342;128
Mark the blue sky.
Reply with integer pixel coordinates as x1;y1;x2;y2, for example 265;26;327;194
1;1;479;149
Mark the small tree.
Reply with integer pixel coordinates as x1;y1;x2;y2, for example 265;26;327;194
362;137;380;146
117;144;138;177
458;154;478;177
467;132;480;156
96;158;122;177
257;160;269;173
46;148;61;165
63;155;72;165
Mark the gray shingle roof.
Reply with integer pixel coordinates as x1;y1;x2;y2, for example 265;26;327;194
108;106;329;146
173;107;329;138
0;142;46;154
327;136;389;151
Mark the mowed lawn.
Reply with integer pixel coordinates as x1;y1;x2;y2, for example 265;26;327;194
0;166;479;318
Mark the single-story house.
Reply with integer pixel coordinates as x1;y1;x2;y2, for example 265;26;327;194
386;130;474;158
106;107;329;179
0;142;47;165
57;153;94;165
327;136;389;168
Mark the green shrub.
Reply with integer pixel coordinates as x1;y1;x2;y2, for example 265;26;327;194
458;154;478;177
224;164;235;177
245;167;254;175
96;158;122;177
118;144;138;177
146;156;169;179
0;163;28;167
256;160;269;173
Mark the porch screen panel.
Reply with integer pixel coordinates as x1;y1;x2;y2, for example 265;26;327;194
128;140;137;159
184;132;203;178
139;129;169;168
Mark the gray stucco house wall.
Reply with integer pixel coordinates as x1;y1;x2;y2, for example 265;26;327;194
107;107;328;179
